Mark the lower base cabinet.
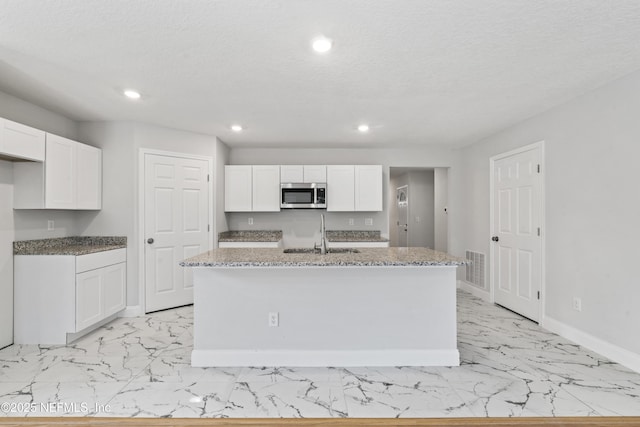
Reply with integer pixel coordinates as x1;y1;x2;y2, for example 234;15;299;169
14;248;126;344
76;262;126;332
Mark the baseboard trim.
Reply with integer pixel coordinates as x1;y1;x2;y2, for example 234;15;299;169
191;349;460;368
543;315;640;374
119;305;143;317
457;280;491;301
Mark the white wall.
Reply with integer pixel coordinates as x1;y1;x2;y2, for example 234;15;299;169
228;147;460;249
77;121;224;308
457;69;640;358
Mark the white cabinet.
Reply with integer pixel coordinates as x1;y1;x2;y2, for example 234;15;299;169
303;165;326;182
0;118;45;162
13;133;102;210
14;248;126;344
355;165;383;211
225;165;252;211
76;262;126;331
327;165;383;212
280;165;303;183
327;165;355;211
225;165;280;212
280;165;326;183
45;134;76;209
76;142;103;209
252;165;281;211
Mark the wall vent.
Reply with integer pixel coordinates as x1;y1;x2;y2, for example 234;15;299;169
465;250;486;289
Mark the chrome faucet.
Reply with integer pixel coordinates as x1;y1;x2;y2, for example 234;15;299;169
314;214;327;254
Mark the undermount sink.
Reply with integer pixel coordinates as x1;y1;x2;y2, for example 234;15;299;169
283;248;361;255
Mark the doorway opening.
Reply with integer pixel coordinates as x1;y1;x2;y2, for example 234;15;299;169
388;167;448;250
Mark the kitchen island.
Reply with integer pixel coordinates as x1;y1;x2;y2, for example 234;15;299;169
180;247;466;367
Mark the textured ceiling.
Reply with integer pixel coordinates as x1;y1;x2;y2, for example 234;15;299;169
1;0;640;148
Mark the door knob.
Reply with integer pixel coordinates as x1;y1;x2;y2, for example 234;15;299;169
147;238;154;244
491;236;499;242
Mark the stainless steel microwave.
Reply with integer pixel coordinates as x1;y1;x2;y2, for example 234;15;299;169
280;183;326;209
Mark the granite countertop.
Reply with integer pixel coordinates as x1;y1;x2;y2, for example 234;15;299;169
14;236;127;256
181;247;466;268
326;230;389;242
218;230;283;242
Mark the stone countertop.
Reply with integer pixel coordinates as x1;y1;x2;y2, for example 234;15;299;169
14;236;127;256
326;230;389;242
181;247;466;268
218;230;283;242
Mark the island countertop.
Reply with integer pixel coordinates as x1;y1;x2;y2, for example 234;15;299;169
180;247;466;268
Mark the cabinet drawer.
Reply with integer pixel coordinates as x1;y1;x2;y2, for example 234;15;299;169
76;248;126;273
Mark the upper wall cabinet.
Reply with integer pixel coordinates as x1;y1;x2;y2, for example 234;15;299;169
355;165;383;211
225;165;280;212
280;165;327;183
0;118;45;162
327;165;355;211
327;165;383;212
225;165;252;212
14;133;102;210
303;165;326;182
252;165;281;211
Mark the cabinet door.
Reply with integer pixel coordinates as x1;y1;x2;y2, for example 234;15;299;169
252;165;281;211
76;269;103;332
103;263;126;317
355;165;383;211
0;118;45;161
280;165;303;183
224;165;252;211
303;165;326;183
45;134;76;209
76;143;102;209
327;165;355;211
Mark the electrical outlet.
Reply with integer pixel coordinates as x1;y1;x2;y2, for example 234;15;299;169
572;297;582;312
348;218;354;226
248;217;254;225
415;216;420;223
365;218;373;226
47;220;55;231
268;312;279;327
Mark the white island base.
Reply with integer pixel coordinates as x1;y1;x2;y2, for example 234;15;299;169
191;266;459;367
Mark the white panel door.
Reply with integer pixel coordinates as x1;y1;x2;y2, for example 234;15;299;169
224;165;252;211
45;134;76;209
252;165;280;211
492;146;542;321
76;143;102;209
355;165;383;211
327;165;355;211
145;153;210;313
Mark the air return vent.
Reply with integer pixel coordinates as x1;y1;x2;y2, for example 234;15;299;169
465;250;486;289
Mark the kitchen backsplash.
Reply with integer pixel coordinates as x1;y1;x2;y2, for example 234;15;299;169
225;210;387;248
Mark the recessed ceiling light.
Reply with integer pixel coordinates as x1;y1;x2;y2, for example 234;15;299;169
231;124;243;132
312;36;332;53
123;89;141;99
358;124;370;133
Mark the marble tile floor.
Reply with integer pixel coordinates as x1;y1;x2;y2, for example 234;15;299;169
1;290;639;418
